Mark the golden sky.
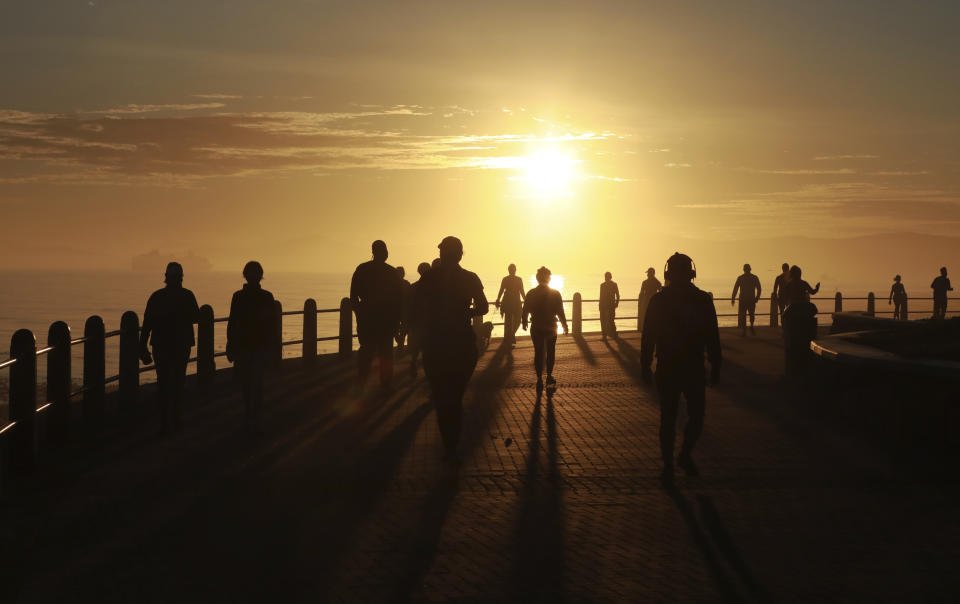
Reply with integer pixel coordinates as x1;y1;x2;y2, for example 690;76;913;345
1;1;958;281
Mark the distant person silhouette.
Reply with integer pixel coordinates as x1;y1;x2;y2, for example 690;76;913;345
889;275;907;320
522;266;569;391
407;261;431;378
415;236;488;462
640;253;720;485
638;267;662;330
772;262;791;319
599;271;621;339
494;264;526;346
139;262;200;433
226;261;279;430
350;240;403;391
931;267;953;319
731;263;762;335
395;266;413;352
780;265;819;306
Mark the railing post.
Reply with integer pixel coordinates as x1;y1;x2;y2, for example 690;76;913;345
339;297;352;358
303;299;317;366
572;292;582;335
46;321;71;442
197;305;215;383
770;293;779;327
274;300;283;363
9;329;37;474
119;311;139;410
866;292;875;317
902;296;909;320
82;315;105;429
834;292;843;313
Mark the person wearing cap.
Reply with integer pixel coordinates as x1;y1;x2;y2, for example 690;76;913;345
888;275;907;320
522;266;569;390
599;271;621;339
227;261;279;430
413;236;488;462
350;240;403;391
731;263;762;336
638;267;662;330
139;261;201;433
640;252;721;485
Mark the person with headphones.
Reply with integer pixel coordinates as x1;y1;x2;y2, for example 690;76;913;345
640;252;721;486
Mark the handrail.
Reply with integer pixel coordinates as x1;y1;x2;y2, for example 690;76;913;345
0;357;16;370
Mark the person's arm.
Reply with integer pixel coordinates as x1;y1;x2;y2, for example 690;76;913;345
555;293;568;334
519;279;526;302
704;297;722;383
755;276;762;301
731;277;740;305
349;268;361;311
640;295;659;378
772;276;780;299
889;285;895;304
226;291;239;362
139;295;154;364
613;283;620;307
495;278;506;307
522;292;530;330
809;281;820;296
188;290;200;323
470;276;489;318
948;278;954;292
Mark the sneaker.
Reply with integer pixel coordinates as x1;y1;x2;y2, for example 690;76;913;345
677;452;700;477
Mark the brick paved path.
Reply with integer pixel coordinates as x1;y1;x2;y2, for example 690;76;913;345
4;328;960;602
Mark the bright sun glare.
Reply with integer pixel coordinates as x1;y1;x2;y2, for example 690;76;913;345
529;273;565;294
521;149;578;197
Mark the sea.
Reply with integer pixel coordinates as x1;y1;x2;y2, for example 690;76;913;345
0;268;907;413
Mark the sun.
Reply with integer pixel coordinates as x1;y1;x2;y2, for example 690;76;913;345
521;148;578;197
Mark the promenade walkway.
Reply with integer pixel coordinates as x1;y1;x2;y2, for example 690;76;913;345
3;329;959;603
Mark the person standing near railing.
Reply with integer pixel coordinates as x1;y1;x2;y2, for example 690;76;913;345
406;262;431;378
599;271;620;339
640;252;720;486
350;240;403;393
139;262;200;434
494;264;525;346
415;236;488;464
227;261;279;432
731;263;762;336
522;266;569;392
931;267;952;319
772;262;791;322
889;275;907;320
637;267;662;330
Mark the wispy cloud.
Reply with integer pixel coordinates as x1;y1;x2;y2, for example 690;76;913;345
192;94;243;100
743;168;856;175
84;103;227;115
812;154;879;161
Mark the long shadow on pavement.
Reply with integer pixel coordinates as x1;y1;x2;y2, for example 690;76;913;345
572;334;597;366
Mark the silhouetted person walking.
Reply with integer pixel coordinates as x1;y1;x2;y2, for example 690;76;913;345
772;262;791;320
640;253;720;486
889;275;907;320
395;266;413;351
599;271;620;339
638;267;662;330
350;240;403;391
780;265;819;377
494;264;526;346
415;236;488;462
731;263;762;335
523;266;569;391
932;267;953;319
139;262;200;433
226;261;279;431
407;262;431;378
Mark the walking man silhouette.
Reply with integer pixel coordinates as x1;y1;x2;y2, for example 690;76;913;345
415;236;488;462
889;275;907;320
350;240;403;392
640;253;721;486
731;263;762;335
931;267;952;319
494;264;526;346
638;267;662;330
407;262;431;378
772;263;791;321
227;261;279;431
139;262;200;433
395;266;413;352
522;266;569;391
599;271;620;339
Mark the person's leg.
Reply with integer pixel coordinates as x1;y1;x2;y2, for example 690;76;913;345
171;352;189;427
655;371;682;470
531;330;545;380
153;351;170;431
378;332;394;388
610;307;617;336
738;302;746;333
356;326;374;386
680;373;706;458
545;333;557;377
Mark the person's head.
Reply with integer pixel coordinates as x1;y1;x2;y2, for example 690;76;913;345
743;263;752;274
508;263;516;275
646;267;656;277
438;236;463;265
431;258;441;269
789;265;802;281
417;262;431;276
371;240;388;262
396;266;405;279
781;262;790;273
894;274;901;282
164;262;184;285
536;266;551;285
242;260;263;284
604;271;612;281
664;252;695;284
941;266;948;276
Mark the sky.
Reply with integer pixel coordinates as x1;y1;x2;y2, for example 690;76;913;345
1;0;958;284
